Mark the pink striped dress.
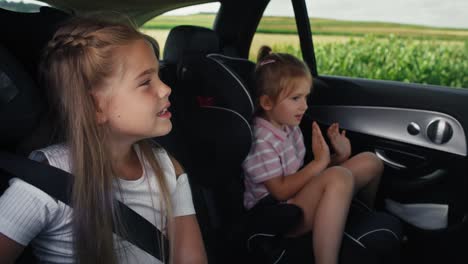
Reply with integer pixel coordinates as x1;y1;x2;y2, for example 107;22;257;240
242;117;305;209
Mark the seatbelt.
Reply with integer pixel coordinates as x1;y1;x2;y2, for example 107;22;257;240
0;151;169;261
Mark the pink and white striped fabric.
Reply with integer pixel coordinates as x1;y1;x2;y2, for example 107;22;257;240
242;117;305;209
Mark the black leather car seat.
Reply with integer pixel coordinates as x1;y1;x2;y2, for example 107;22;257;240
0;43;43;264
0;7;68;81
0;8;69;264
161;26;306;263
157;25;223;167
0;44;45;155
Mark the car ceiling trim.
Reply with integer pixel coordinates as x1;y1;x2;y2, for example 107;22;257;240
309;105;467;156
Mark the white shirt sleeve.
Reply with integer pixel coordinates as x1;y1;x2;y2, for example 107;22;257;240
171;173;196;217
0;178;59;246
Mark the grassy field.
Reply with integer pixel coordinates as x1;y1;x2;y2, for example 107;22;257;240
142;14;468;88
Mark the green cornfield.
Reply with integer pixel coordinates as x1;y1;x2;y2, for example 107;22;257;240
144;15;468;88
272;35;468;88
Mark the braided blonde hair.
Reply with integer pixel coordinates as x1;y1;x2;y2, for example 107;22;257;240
40;15;173;263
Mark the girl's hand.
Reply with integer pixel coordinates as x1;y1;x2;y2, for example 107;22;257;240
312;122;330;167
327;123;351;163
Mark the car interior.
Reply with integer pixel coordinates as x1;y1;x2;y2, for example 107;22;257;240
1;0;467;263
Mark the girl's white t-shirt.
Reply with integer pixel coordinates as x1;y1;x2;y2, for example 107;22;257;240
0;144;195;263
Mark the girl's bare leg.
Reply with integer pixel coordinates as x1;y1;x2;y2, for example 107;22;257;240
341;152;383;208
289;166;354;264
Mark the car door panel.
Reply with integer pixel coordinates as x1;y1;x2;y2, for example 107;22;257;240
309;105;466;156
306;76;468;229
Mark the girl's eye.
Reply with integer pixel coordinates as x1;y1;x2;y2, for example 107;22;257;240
292;96;300;101
139;79;151;87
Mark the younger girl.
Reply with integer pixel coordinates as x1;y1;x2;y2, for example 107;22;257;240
242;46;383;264
0;16;207;263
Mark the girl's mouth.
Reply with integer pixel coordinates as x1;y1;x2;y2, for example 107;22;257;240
157;108;172;118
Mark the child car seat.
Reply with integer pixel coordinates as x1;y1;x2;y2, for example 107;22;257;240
175;40;403;263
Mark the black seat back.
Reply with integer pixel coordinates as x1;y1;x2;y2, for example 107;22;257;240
0;7;69;156
0;44;44;153
158;25;225;263
0;7;68;80
0;42;45;264
191;54;256;119
0;8;69;264
157;26;220;171
161;26;252;262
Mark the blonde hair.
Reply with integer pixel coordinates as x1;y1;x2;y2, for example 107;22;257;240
40;15;173;263
254;45;312;115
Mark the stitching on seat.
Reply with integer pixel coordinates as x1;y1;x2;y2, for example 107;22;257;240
273;249;286;264
356;228;400;242
206;54;254;115
353;198;373;212
246;233;286;263
208;53;251;62
202;105;253;139
344;231;367;248
246;233;276;251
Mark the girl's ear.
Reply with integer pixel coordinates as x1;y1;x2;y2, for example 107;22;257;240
259;95;274;111
90;92;108;124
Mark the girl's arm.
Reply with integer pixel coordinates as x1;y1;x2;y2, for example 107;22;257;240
169;155;184;177
329;153;348;166
0;233;24;264
168;156;207;263
171;215;207;264
327;123;351;166
264;122;330;201
264;159;328;201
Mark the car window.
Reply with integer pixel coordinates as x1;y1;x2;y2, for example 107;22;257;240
250;0;301;62
306;0;468;88
0;0;48;12
141;2;220;59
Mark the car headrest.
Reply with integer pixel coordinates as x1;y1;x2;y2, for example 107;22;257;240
163;25;220;64
0;44;44;151
0;7;68;78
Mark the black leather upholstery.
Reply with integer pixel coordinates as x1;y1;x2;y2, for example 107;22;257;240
196;54;256;119
0;43;43;264
0;44;44;152
163;25;220;64
0;7;68;80
0;13;68;257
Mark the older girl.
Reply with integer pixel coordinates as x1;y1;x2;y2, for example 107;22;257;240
0;15;207;264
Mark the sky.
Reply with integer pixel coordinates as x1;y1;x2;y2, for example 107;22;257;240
8;0;468;29
166;0;468;29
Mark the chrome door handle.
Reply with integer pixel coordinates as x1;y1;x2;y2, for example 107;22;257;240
375;149;407;169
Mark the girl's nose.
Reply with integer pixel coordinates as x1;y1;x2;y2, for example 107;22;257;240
158;81;171;98
301;98;308;110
